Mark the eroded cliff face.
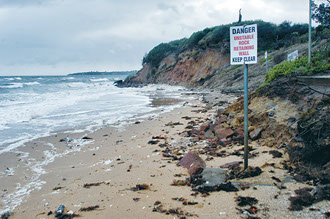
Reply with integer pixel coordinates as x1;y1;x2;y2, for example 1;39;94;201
130;49;229;87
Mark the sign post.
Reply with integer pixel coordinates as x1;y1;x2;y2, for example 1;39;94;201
265;51;268;72
230;24;258;170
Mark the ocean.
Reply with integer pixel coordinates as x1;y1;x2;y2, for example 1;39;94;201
0;74;185;154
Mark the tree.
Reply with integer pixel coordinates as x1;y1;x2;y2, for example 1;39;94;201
312;0;330;28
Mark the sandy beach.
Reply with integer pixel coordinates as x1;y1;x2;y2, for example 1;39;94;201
1;92;329;219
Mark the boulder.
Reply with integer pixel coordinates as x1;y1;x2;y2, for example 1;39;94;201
178;152;206;176
249;127;263;140
214;127;235;139
199;122;211;132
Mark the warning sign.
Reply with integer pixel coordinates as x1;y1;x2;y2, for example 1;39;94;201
230;24;258;65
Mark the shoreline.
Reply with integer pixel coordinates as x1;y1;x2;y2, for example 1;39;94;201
0;91;208;216
1;91;328;218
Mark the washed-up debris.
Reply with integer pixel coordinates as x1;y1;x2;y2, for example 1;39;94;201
182;116;192;120
158;143;168;148
59;137;74;143
1;212;13;219
177;152;206;176
82;136;93;140
79;205;99;212
54;205;79;218
236;196;258;207
174;173;186;177
53;186;64;190
171;179;188;186
152;135;165;139
134;121;141;124
195;182;239;193
271;176;281;183
83;182;108;188
165;122;183;126
127;164;132;172
289;187;315;211
55;205;65;217
130;184;150;191
148;140;159;145
260;162;275;168
172;197;198;205
228;166;262;179
133;198;140;202
47;211;53;216
152;201;197;217
269;150;283;158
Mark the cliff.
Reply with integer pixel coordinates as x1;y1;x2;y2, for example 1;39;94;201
125;20;328;92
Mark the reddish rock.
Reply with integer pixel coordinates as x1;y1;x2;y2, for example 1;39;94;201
219;138;231;146
178;152;206;176
199;122;211;132
249;127;263;140
214;127;235;139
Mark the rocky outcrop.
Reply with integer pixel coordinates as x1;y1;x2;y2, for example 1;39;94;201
130;49;229;87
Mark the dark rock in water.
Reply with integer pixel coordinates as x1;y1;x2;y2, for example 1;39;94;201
178;152;206;176
249;127;263;140
220;161;242;169
269;150;283;158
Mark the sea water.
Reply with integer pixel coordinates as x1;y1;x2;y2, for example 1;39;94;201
0;75;184;154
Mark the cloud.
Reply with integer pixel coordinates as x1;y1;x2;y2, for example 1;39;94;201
0;0;311;75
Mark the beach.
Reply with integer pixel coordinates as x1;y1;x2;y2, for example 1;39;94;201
1;92;329;219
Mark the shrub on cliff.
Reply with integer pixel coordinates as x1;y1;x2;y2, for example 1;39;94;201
264;43;330;84
142;20;310;68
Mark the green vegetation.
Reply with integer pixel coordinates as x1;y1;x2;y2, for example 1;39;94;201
143;20;311;69
259;55;273;63
263;43;330;85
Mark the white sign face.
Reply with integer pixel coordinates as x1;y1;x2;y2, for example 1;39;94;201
230;24;258;65
265;51;268;59
287;50;298;62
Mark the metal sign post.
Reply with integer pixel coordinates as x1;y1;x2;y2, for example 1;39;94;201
265;51;268;73
309;0;312;63
243;63;249;169
230;24;258;170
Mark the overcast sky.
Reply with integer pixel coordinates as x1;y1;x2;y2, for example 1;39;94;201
0;0;312;76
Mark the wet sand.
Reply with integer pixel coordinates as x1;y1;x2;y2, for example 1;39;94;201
1;93;329;218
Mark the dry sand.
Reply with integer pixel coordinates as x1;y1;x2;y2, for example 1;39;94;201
1;94;329;219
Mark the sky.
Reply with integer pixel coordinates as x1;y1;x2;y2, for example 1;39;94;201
0;0;314;76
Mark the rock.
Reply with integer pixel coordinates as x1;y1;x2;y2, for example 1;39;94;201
204;129;215;139
220;161;243;169
269;150;283;158
199;122;211;132
219;138;231;146
178;152;206;176
201;168;228;187
268;111;275;117
214;127;235;139
249;127;263;140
